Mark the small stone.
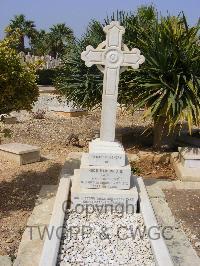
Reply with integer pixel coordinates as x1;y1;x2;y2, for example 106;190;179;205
195;242;200;248
127;153;140;162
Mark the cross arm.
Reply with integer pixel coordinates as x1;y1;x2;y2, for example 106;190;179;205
81;45;105;67
122;48;145;69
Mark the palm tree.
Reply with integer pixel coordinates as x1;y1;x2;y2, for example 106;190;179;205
5;14;37;52
31;30;50;55
48;23;74;57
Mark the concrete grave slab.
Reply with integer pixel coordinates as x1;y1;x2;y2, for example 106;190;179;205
179;147;200;168
27;197;56;227
13;185;58;266
53;110;88;118
34;87;88;117
0;115;17;124
0;143;40;165
136;177;173;266
171;152;200;181
144;179;200;266
39;178;71;266
13;155;200;266
0;256;12;266
13;225;48;266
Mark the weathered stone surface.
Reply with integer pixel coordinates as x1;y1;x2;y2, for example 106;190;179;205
179;147;200;168
71;170;138;212
35;185;58;205
1;115;17;124
53;110;88;118
21;151;41;165
88;139;126;166
39;178;71;266
59;152;82;179
14;186;58;266
0;256;12;266
136;177;174;266
0;143;39;154
13;226;47;266
80;153;131;189
171;152;200;181
0;143;40;165
144;178;200;266
27;197;56;226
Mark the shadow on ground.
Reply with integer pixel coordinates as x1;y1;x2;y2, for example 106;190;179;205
0;162;62;219
116;125;153;150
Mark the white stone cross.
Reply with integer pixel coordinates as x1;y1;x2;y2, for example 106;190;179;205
81;21;145;142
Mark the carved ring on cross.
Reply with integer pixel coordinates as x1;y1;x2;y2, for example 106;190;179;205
96;41;135;74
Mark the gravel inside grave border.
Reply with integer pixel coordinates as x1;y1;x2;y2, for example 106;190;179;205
57;210;155;266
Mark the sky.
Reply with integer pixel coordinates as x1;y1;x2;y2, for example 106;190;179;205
0;0;199;39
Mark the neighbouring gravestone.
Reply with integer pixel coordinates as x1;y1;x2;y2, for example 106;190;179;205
171;147;200;181
48;97;87;117
71;21;145;209
34;86;87;117
179;147;200;168
33;85;87;117
19;52;61;69
0;143;40;165
0;114;17;124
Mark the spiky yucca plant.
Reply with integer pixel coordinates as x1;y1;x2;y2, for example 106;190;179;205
55;6;156;109
55;20;105;109
120;14;200;148
55;6;200;149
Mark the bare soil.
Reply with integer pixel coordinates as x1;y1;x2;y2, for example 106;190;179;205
0;159;62;257
0;109;176;258
164;189;200;256
135;159;176;180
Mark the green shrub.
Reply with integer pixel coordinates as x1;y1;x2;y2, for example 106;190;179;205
37;68;56;85
0;37;39;115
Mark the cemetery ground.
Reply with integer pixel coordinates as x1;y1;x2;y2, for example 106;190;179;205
0;108;200;260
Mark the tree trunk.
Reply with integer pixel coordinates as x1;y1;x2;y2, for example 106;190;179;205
20;35;25;52
153;116;176;150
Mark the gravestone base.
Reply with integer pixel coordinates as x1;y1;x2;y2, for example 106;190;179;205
80;153;131;189
49;104;87;118
0;143;40;165
178;147;200;168
88;138;126;166
53;110;88;118
71;170;138;213
72;139;138;211
1;115;17;124
171;150;200;181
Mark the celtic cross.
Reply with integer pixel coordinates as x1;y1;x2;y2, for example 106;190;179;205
81;21;145;142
